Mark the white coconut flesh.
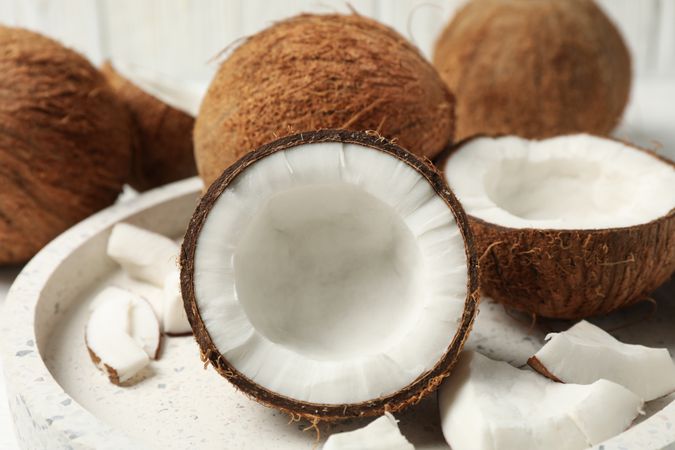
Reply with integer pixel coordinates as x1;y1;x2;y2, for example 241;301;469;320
532;320;675;401
439;351;643;450
444;134;675;229
112;61;203;116
194;142;469;405
163;269;191;335
323;413;414;450
107;223;180;288
86;287;161;383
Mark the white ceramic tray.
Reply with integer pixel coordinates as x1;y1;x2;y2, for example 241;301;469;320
1;177;674;449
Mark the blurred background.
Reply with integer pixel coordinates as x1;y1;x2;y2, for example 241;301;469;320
0;0;673;157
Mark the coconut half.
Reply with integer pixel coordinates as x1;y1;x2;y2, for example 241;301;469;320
107;223;180;287
528;320;675;401
85;286;161;384
323;413;414;450
181;130;478;421
439;351;643;450
441;134;675;318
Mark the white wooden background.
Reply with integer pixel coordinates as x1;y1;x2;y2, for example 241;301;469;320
0;2;674;449
0;0;674;84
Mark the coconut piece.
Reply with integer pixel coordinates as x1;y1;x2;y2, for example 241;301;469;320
323;413;414;450
102;62;197;191
432;0;631;140
162;269;191;336
194;13;455;187
439;351;643;450
440;134;675;319
107;223;179;287
0;26;133;264
528;320;675;401
85;287;161;384
181;130;478;421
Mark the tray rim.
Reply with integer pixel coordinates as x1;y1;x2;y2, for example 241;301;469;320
0;177;202;449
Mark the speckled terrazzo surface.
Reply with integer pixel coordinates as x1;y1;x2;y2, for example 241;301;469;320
1;177;674;449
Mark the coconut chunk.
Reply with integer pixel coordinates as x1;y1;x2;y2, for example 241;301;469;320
323;413;414;450
181;130;478;420
162;269;191;336
529;320;675;401
85;287;161;384
439;351;643;450
107;223;179;287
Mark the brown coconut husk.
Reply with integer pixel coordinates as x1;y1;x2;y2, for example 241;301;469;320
85;340;123;386
181;130;479;422
432;0;631;141
194;13;455;187
527;356;563;382
102;62;196;191
438;138;675;320
0;27;133;264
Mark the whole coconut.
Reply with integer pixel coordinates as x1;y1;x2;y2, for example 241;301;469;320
195;13;455;186
0;27;133;264
102;63;196;191
433;0;631;140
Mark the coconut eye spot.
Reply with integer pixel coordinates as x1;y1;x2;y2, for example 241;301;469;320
234;184;422;361
446;134;675;229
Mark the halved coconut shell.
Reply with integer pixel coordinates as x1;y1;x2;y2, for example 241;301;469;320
181;130;478;422
439;134;675;319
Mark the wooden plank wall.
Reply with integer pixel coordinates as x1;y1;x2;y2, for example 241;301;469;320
0;0;672;85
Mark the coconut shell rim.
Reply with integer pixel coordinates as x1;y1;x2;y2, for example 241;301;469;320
180;129;479;422
436;133;675;234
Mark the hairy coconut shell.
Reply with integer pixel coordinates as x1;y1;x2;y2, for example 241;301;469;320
438;139;675;320
433;0;631;140
181;130;479;422
102;62;196;191
0;27;133;264
194;13;455;187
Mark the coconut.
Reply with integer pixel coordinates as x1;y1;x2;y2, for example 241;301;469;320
102;62;197;190
438;351;643;450
323;413;413;450
181;130;478;422
107;222;180;287
194;13;455;187
0;26;133;264
440;134;675;319
528;320;675;401
432;0;631;140
85;286;161;385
